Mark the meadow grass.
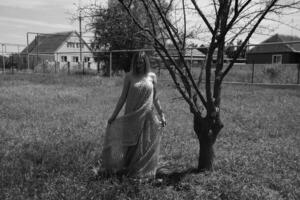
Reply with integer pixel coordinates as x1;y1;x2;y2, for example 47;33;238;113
0;73;299;200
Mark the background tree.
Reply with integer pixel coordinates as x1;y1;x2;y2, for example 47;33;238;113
236;39;246;58
84;0;172;74
0;55;5;70
225;42;235;58
117;0;300;171
84;3;141;74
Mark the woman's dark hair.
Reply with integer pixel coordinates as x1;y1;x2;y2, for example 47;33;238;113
131;51;151;76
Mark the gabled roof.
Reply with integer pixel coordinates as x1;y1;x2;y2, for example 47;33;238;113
166;48;205;58
188;49;206;58
248;34;300;54
21;31;90;54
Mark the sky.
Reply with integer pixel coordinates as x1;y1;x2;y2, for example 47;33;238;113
0;0;91;52
0;0;300;52
0;0;76;44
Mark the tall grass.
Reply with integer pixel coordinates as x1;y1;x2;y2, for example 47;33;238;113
0;73;299;199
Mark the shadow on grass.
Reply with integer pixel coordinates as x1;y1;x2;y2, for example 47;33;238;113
89;166;199;187
155;167;199;186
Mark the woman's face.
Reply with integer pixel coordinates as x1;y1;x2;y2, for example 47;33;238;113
135;58;145;74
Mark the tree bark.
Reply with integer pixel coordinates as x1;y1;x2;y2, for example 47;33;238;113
193;112;222;171
198;133;214;171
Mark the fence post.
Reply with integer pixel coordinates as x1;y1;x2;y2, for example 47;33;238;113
97;61;100;74
251;61;255;84
54;61;57;73
297;63;300;84
190;48;193;74
44;60;47;73
68;62;70;74
17;45;20;72
11;55;14;74
109;52;112;77
158;63;161;76
82;62;85;74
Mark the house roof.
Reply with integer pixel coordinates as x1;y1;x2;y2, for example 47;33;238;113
21;31;90;54
187;49;206;58
248;34;300;54
167;48;205;58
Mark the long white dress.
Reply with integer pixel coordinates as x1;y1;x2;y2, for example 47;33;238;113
102;74;161;178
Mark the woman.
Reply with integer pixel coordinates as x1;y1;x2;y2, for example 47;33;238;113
102;51;166;179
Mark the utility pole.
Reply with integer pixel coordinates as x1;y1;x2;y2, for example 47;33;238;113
36;34;39;71
79;9;83;74
27;32;30;71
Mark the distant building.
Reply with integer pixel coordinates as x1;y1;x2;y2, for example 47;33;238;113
198;47;232;63
246;34;300;64
21;31;97;70
158;48;206;67
170;48;206;62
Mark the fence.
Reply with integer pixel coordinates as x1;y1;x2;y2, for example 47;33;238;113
153;62;300;85
0;43;26;74
0;50;104;75
1;42;300;85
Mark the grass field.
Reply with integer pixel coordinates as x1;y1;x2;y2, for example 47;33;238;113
0;73;299;200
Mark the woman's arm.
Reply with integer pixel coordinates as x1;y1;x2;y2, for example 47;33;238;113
151;73;166;127
108;73;131;124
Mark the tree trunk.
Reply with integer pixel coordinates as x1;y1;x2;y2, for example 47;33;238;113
198;133;214;171
193;113;222;171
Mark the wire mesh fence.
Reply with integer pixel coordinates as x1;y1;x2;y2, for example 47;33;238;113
1;42;300;85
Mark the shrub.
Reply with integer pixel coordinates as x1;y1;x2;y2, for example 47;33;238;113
263;65;280;81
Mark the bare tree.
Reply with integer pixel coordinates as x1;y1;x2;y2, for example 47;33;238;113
117;0;300;171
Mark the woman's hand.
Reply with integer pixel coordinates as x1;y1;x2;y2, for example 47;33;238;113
160;114;166;127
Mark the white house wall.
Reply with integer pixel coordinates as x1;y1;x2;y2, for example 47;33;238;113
55;32;97;69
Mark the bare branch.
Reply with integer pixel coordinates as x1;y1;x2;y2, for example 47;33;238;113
151;0;208;108
182;0;187;50
190;0;214;33
117;0;207;111
226;0;252;34
221;0;279;81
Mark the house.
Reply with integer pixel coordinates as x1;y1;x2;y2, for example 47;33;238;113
21;31;97;71
246;34;300;64
183;48;206;64
198;46;232;64
161;47;206;66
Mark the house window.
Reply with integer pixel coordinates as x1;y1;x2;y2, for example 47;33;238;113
74;43;83;48
84;57;90;62
72;56;79;62
61;56;67;62
67;42;75;48
272;54;282;64
67;42;73;48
